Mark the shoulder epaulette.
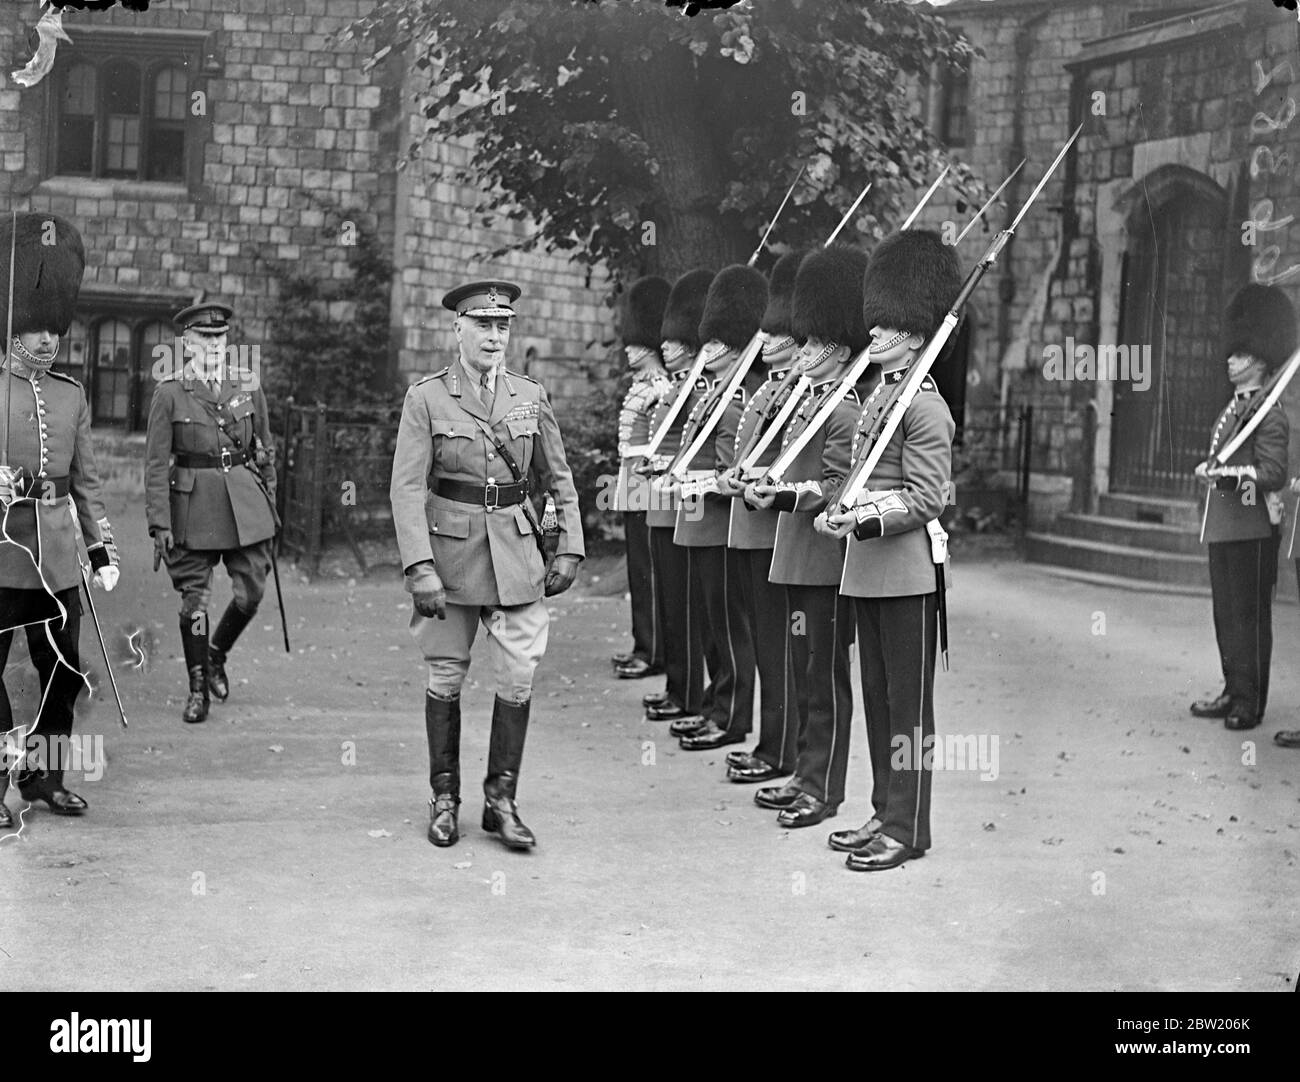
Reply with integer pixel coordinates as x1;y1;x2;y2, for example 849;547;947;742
843;388;860;406
506;366;540;386
416;366;451;385
732;387;746;403
919;376;938;393
46;369;82;388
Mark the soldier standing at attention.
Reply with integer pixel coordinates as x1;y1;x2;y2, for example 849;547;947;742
610;276;672;681
1190;284;1293;734
746;245;872;827
145;301;279;725
671;264;769;751
0;213;119;825
390;280;584;852
818;229;961;872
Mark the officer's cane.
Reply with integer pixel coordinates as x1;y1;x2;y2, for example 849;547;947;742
270;537;290;653
79;560;128;728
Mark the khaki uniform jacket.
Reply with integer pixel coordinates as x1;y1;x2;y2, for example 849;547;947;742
840;374;954;598
768;378;860;586
390;361;584;608
145;369;278;550
644;369;698;529
724;370;785;550
1200;393;1288;545
0;365;111;592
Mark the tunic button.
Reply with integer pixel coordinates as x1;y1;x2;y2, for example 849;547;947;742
487;452;495;460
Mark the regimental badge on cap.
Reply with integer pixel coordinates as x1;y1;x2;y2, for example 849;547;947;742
174;300;233;334
441;279;522;319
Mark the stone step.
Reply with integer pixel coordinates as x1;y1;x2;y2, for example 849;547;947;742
1024;531;1210;589
1097;492;1203;531
1051;512;1203;555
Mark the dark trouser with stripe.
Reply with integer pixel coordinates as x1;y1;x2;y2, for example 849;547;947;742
853;592;937;852
686;546;752;733
788;584;853;805
0;588;83;787
733;549;796;769
1209;532;1279;720
623;511;661;667
650;526;704;714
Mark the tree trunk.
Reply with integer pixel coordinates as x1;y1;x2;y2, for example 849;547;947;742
611;50;750;281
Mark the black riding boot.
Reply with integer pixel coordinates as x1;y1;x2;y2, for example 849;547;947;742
209;602;256;702
426;692;461;847
179;613;210;724
482;696;535;850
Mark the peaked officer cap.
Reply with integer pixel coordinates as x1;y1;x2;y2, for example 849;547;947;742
0;213;86;338
442;280;521;319
620;276;671;349
174;300;233;334
1224;283;1297;372
862;229;962;341
791;244;871;353
660;268;715;351
761;249;806;338
699;264;768;352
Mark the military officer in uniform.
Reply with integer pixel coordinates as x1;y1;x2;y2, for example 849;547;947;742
670;264;768;751
0;213;118;825
610;276;672;680
1190;284;1292;733
390;280;584;851
818;229;961;872
747;245;872;827
145;300;279;725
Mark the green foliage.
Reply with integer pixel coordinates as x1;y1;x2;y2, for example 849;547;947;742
347;0;981;279
260;193;399;409
556;370;628;540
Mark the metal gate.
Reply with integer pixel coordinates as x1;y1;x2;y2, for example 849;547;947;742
1110;188;1229;499
276;400;404;576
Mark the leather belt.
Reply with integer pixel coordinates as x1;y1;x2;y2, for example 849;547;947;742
434;477;528;510
17;474;71;498
175;449;250;471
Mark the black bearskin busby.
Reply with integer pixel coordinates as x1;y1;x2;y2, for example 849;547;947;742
790;245;871;353
861;229;961;340
1224;283;1297;372
660;268;715;351
0;213;86;338
620;276;671;350
699;264;768;351
761;249;806;338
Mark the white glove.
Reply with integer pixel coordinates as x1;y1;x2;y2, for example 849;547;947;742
93;565;120;592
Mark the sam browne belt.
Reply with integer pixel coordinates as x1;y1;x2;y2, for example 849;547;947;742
434;477;528;510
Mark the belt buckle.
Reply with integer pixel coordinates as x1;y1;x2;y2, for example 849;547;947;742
483;479;499;512
220;447;232;473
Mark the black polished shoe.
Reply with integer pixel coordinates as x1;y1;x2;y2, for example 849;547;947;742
680;722;746;751
754;781;803;810
727;759;786;783
17;773;88;817
777;792;837;828
1224;714;1260;731
183;666;209;724
616;658;661;680
643;690;672;709
828;819;883;852
1190;693;1232;719
1274;730;1300;748
844;833;923;872
611;652;636;667
482;772;535;851
428;793;460;847
667;713;708;736
647;701;689;721
726;748;758;768
0;791;13;831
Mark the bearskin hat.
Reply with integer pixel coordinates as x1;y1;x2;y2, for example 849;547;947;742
0;213;86;338
861;229;961;341
699;264;768;351
790;245;871;354
761;249;806;337
660;268;715;351
620;276;671;350
1224;283;1297;371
